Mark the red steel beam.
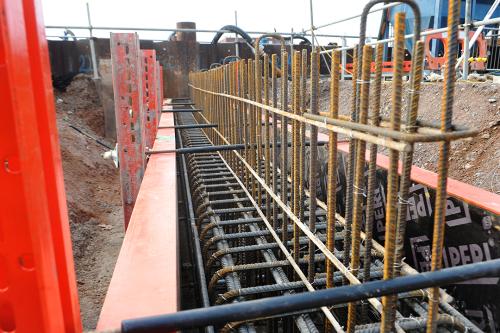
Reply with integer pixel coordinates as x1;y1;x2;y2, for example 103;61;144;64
0;0;81;332
111;33;146;228
141;49;158;149
97;111;178;331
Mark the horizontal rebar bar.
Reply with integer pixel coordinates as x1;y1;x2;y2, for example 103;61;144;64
161;108;202;113
159;124;218;129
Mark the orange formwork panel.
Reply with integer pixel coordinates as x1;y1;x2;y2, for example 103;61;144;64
0;0;81;332
96;112;179;331
111;33;146;228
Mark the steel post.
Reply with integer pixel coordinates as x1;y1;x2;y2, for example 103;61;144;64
462;0;472;80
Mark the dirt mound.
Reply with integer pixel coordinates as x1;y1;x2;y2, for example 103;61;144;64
55;74;123;329
57;74;106;137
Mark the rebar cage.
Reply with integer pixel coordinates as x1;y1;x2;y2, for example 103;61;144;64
179;1;492;332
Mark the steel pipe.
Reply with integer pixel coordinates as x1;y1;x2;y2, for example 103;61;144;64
121;259;500;332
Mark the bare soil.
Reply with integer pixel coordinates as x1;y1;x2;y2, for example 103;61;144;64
55;74;124;330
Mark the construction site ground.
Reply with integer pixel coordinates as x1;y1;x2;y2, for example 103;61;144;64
56;74;499;329
55;74;123;329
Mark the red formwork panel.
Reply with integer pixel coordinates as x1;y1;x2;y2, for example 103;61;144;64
96;111;178;331
111;33;146;228
141;49;158;149
22;0;82;331
0;0;81;332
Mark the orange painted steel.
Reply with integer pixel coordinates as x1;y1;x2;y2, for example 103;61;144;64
97;112;179;331
424;30;487;71
111;33;146;228
0;0;81;332
141;49;159;149
99;37;178;330
346;60;412;73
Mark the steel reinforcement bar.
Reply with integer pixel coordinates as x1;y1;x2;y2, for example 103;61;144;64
119;1;497;332
164;105;485;333
184;1;491;332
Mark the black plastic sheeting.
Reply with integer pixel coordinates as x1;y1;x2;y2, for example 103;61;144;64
312;150;500;333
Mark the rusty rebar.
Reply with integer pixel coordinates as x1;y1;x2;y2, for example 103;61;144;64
186;4;471;328
346;44;373;333
426;0;461;332
393;41;424;280
325;49;340;333
248;59;256;199
299;49;307;243
342;47;358;283
263;54;271;224
292;50;301;264
380;12;405;333
271;54;279;231
280;50;289;253
308;48;320;282
255;57;263;207
360;42;384;323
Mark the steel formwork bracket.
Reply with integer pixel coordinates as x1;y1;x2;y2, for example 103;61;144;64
111;33;146;228
141;49;159;149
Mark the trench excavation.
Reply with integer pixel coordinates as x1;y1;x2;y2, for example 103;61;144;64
96;1;500;332
173;101;483;333
155;2;497;331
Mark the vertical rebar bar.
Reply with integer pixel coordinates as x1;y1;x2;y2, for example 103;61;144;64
299;49;307;238
248;59;256;200
426;1;460;331
308;48;320;282
272;55;279;231
255;58;263;207
280;51;289;253
380;12;405;333
342;49;358;281
393;40;424;279
242;60;250;190
292;51;301;264
229;62;236;169
360;43;384;322
264;54;271;224
347;44;373;333
325;49;340;333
